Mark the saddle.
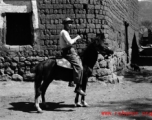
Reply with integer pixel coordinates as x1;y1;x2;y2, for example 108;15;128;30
56;58;73;69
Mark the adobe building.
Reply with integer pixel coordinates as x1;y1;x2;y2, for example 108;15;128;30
0;0;139;82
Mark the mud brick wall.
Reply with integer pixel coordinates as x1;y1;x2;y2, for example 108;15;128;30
0;0;139;81
37;0;138;55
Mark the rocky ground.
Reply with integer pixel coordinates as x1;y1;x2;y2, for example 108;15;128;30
1;66;152;120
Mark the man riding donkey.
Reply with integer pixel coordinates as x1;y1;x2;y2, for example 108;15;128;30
34;17;114;112
59;17;86;96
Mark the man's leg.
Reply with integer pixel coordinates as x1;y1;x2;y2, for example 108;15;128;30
65;50;86;96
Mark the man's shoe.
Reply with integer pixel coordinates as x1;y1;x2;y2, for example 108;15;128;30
74;88;86;96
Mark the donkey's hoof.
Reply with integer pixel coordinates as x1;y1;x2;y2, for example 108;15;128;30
37;109;43;113
75;102;82;107
35;106;43;113
81;101;89;107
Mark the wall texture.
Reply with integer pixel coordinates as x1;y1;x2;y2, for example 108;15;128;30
0;0;139;82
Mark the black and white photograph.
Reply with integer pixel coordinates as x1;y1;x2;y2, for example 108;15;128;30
0;0;152;120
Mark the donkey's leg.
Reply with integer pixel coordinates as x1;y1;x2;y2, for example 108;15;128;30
74;93;82;107
34;73;43;113
81;75;89;107
41;77;54;109
41;60;56;109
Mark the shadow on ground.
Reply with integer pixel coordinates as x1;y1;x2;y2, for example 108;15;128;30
8;101;75;113
118;68;152;83
93;98;152;120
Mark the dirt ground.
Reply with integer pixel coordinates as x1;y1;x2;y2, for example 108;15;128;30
1;67;152;120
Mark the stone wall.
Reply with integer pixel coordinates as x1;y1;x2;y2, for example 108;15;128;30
0;0;139;81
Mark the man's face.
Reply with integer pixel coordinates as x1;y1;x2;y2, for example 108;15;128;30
65;22;72;30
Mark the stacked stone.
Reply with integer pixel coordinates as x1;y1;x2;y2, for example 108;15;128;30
92;51;126;83
0;54;50;81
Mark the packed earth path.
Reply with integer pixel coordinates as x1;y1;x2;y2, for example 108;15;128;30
1;66;152;120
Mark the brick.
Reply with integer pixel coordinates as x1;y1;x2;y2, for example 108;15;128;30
95;10;99;14
53;4;62;9
54;10;58;14
62;0;67;4
52;0;56;4
95;5;100;9
63;4;73;9
44;40;50;46
39;24;45;29
75;14;86;18
87;14;95;18
89;0;94;4
80;0;88;4
87;4;94;9
44;50;49;56
54;19;58;24
87;33;96;38
56;24;64;29
40;18;46;24
96;14;104;19
87;24;95;29
96;24;101;29
74;4;83;9
45;9;50;14
46;24;56;29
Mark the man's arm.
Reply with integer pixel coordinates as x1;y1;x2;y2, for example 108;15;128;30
62;31;81;45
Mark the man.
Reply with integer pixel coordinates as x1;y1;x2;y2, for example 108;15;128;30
59;17;86;96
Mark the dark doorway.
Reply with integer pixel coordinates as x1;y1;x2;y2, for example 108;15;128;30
124;21;129;63
6;13;33;45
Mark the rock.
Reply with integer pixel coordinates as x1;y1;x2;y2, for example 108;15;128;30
26;56;36;61
36;56;44;62
107;58;115;72
117;75;124;83
93;61;100;69
11;62;18;69
0;74;11;81
99;60;107;68
97;68;112;77
0;68;5;75
31;66;36;73
20;57;26;62
88;77;97;82
18;67;25;75
4;67;14;76
23;73;35;81
25;61;31;66
12;57;19;62
14;68;18;74
98;75;112;82
4;62;10;68
0;63;4;68
97;54;104;62
0;57;4;62
12;74;23;81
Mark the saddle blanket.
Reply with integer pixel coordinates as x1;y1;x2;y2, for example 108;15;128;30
56;58;72;69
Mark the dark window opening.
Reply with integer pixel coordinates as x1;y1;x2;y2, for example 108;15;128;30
6;13;33;45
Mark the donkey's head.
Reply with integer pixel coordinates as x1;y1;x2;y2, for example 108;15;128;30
92;33;114;57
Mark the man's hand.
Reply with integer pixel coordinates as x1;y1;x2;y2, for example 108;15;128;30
77;35;81;40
